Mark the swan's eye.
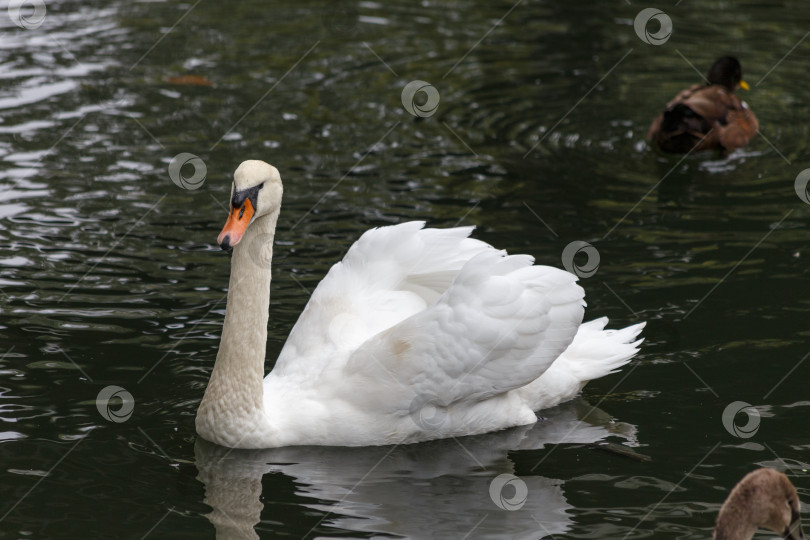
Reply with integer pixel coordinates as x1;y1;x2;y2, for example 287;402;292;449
231;182;265;215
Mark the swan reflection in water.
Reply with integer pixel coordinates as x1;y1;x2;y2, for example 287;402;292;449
195;399;639;539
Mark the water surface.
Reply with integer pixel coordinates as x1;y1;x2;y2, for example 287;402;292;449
1;0;810;538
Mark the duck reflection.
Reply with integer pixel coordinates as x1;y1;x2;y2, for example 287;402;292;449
195;399;638;539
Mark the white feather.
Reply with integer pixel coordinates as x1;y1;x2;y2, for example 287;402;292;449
262;223;643;446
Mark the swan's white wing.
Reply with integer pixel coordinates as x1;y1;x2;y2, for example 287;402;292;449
517;317;646;411
343;250;585;409
271;222;494;378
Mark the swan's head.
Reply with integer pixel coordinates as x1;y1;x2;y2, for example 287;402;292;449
217;160;283;250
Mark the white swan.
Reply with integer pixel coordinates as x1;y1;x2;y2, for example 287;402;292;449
196;160;645;449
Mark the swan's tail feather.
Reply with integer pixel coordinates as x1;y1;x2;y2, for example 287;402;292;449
561;317;645;380
517;317;645;411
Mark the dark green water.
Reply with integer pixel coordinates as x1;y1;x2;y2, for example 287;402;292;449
2;0;810;538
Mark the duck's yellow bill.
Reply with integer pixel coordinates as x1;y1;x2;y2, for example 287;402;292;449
740;80;750;90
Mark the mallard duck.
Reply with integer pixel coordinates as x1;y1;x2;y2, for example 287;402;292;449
713;468;804;539
648;56;758;153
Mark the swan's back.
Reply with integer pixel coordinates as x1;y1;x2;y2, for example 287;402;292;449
259;223;592;445
270;222;497;377
263;222;589;445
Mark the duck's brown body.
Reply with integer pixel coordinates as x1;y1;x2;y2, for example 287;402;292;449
648;57;758;153
713;468;803;540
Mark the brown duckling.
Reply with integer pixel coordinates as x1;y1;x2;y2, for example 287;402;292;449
648;56;758;153
714;468;804;539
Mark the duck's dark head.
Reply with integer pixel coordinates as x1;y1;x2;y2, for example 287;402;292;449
707;56;749;92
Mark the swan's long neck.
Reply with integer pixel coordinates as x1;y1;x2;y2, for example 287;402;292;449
196;209;279;448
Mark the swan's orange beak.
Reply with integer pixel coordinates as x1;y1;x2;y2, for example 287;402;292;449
218;199;254;250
